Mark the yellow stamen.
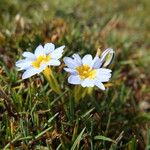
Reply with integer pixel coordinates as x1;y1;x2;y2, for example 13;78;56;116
32;55;51;68
76;64;96;80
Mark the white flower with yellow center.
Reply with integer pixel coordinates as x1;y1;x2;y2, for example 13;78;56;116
63;49;114;90
16;43;65;79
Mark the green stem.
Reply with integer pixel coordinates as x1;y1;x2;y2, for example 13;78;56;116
43;67;61;95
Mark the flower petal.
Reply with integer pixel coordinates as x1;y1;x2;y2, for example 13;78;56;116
34;45;45;57
63;57;78;69
96;74;111;82
82;54;93;67
22;52;36;60
44;43;55;54
22;67;38;79
94;81;105;90
96;68;112;82
16;59;32;70
47;59;61;66
51;45;65;59
92;56;102;68
68;75;81;84
37;64;47;73
64;68;77;74
72;54;82;66
98;68;112;74
81;79;94;87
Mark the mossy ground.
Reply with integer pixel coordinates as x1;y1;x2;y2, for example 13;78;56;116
0;0;150;149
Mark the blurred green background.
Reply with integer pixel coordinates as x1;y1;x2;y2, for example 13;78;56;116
0;0;150;149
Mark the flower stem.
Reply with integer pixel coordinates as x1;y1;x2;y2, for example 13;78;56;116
74;86;94;103
43;67;61;95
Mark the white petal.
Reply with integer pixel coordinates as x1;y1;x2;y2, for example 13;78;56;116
82;54;93;67
96;74;111;82
22;52;36;60
63;57;78;69
72;54;82;66
44;43;55;54
16;59;32;70
92;56;102;68
100;48;114;67
34;45;45;57
98;68;112;74
64;68;77;74
16;60;26;67
22;67;38;79
96;69;112;82
81;79;94;87
47;59;61;66
68;75;81;85
37;64;47;73
51;45;65;59
94;81;105;90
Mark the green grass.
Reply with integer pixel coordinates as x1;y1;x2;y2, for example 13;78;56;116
0;0;150;149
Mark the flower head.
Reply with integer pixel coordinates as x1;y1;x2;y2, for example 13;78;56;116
100;48;114;67
16;43;65;79
63;48;114;90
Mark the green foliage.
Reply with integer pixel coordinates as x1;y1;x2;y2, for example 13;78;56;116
0;0;150;149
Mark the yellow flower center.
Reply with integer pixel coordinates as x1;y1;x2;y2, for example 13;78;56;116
76;64;96;80
32;55;51;68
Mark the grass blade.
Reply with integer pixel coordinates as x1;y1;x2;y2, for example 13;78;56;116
71;127;86;150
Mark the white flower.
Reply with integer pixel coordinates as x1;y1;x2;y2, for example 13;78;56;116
16;43;65;79
63;49;114;90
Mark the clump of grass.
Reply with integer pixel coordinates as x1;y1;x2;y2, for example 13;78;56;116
0;0;150;149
